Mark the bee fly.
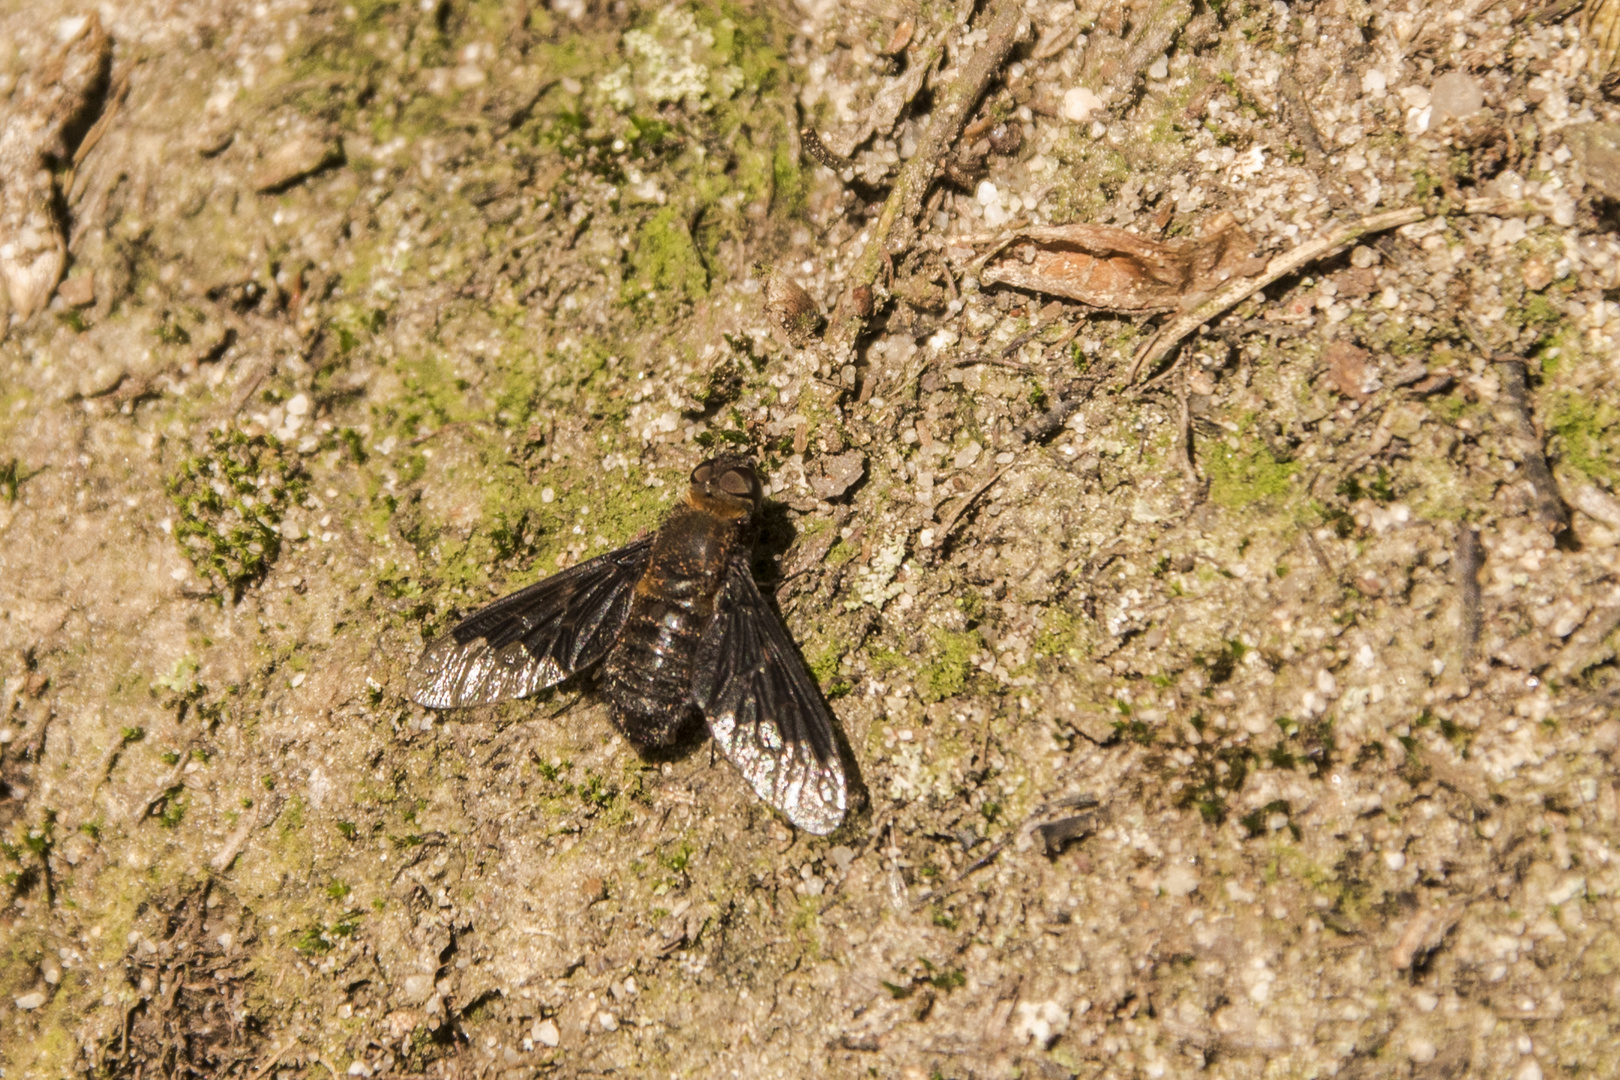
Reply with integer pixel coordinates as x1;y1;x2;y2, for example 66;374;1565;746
407;456;848;834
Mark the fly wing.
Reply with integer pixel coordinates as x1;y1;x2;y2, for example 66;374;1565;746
692;556;847;835
408;537;653;708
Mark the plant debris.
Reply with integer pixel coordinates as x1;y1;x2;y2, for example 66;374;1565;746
978;214;1263;313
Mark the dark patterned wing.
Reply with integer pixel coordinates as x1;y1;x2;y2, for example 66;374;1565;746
408;537;653;708
692;556;847;835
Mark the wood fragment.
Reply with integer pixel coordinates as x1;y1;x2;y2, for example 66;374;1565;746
977;217;1259;313
1175;365;1203;495
933;463;1015;552
209;801;263;873
1388;904;1462;970
826;0;1026;355
1493;357;1570;534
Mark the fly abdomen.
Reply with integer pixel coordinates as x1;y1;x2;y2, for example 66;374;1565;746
601;593;709;746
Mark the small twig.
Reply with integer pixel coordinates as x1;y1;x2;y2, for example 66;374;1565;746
1130;199;1524;384
247;1037;298;1080
1458;315;1569;535
228;355;279;415
1128;206;1428;382
209;800;264;874
951;353;1032;374
1175;365;1201;494
826;0;1026;354
932;463;1014;551
130;742;195;825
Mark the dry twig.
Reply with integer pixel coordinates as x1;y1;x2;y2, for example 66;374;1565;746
1129;199;1524;383
1128;206;1426;382
825;0;1026;354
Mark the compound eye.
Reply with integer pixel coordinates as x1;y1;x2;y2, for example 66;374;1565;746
718;467;758;499
691;461;714;485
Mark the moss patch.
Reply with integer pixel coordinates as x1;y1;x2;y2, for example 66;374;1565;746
1203;430;1297;509
1547;391;1620;483
166;429;308;597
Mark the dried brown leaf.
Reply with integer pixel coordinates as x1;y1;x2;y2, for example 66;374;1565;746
1324;341;1374;400
978;215;1261;313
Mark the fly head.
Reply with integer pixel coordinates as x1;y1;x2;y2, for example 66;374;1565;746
689;456;764;517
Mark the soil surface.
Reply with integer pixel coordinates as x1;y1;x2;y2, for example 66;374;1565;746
3;0;1620;1077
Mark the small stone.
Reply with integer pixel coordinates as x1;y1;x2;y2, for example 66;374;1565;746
1384;850;1406;871
254;132;344;193
402;974;435;1003
596;1010;618;1032
385;1009;421;1040
1349;245;1378;269
1062;86;1103;124
1430;72;1483;122
534;1019;560;1047
15;991;46;1010
77;362;126;399
1161;864;1200;897
1521;258;1553;292
1592;720;1620;755
1571;485;1620;528
1515;1059;1544;1080
1408;1038;1437;1064
1562;123;1620;201
1324;341;1374;400
57;273;94;307
285;393;311;417
1013;1000;1070;1048
807;451;866;501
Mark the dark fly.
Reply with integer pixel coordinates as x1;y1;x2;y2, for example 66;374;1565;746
407;456;847;835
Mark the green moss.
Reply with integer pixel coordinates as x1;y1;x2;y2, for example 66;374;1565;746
166;429;308;597
1547;391;1620;483
1203;427;1297;509
807;644;851;699
919;628;980;704
1033;606;1088;663
626;206;708;304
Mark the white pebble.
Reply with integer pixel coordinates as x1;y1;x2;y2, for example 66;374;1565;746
534;1019;560;1047
15;992;46;1010
1062;86;1103;124
1383;850;1406;871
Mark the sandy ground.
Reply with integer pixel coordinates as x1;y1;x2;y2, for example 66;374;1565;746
3;0;1620;1077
